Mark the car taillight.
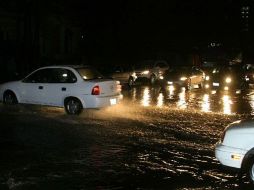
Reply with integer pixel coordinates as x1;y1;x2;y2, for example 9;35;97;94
91;85;100;95
116;81;122;92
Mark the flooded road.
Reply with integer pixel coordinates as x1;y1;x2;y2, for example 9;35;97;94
123;85;254;115
0;86;253;189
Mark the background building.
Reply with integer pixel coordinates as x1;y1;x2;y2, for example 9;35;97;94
0;0;85;82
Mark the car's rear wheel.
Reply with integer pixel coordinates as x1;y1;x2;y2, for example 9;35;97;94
248;159;254;183
64;98;83;115
3;91;18;105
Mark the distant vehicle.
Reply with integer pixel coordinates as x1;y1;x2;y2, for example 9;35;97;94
243;64;254;85
107;65;136;87
210;64;248;92
0;65;122;115
133;60;169;85
162;66;205;90
215;120;254;184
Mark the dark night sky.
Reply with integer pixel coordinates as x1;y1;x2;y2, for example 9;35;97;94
0;0;251;82
0;0;249;65
67;0;244;61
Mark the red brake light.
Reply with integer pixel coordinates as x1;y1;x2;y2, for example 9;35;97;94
91;85;100;95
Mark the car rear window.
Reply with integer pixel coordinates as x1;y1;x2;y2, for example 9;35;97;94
76;68;104;80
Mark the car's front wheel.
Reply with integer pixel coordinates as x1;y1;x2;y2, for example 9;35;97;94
64;98;83;115
3;91;18;105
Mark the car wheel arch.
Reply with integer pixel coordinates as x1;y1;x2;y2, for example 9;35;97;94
3;89;19;103
241;148;254;171
64;96;85;108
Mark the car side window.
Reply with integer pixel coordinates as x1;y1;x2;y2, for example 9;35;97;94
23;68;77;83
192;67;200;75
23;69;50;83
52;69;77;83
155;62;166;68
113;66;123;73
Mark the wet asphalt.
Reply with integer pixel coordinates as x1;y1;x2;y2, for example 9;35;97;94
0;85;254;189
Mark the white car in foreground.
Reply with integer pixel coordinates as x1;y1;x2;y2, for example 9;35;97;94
0;65;122;115
215;120;254;183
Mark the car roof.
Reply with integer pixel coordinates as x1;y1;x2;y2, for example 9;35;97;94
39;65;92;69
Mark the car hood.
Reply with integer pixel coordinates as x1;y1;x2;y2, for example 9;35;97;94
164;72;190;79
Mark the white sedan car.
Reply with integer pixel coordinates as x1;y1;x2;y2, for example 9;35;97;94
215;120;254;183
0;65;122;115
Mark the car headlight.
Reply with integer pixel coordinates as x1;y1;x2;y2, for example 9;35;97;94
205;76;210;81
225;77;232;83
180;77;187;81
142;70;149;75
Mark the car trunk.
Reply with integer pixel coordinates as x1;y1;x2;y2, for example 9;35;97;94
88;79;121;96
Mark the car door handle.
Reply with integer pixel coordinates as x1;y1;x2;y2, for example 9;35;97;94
38;86;43;90
62;87;66;91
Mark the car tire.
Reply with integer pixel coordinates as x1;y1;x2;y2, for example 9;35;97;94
64;98;83;115
150;74;156;85
3;91;18;105
128;77;134;87
248;159;254;184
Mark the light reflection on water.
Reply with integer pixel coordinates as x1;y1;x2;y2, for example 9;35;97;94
127;86;254;115
157;93;164;107
201;94;210;113
141;87;150;107
249;94;254;115
222;95;232;115
177;91;187;109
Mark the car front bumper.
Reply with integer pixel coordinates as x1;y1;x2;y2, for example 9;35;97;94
215;143;247;169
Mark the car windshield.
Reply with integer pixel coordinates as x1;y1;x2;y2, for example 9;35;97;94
166;66;192;75
134;62;153;70
213;65;243;75
76;68;104;80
